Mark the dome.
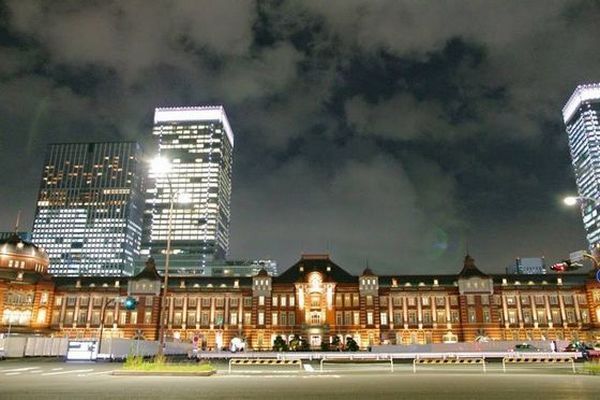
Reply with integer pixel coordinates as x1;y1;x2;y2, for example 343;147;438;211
0;233;49;273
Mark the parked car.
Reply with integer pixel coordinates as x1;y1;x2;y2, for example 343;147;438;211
564;342;600;360
511;343;541;352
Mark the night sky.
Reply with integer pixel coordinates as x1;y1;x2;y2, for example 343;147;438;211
0;1;598;275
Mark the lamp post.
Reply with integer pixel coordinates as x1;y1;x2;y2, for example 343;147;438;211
151;157;191;358
563;195;600;270
97;297;120;358
563;195;600;207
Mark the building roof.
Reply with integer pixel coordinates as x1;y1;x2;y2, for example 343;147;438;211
275;254;356;284
458;254;488;278
0;233;49;264
132;258;161;281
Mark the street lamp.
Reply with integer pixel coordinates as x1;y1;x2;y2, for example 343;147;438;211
97;296;121;358
563;195;600;207
151;156;191;358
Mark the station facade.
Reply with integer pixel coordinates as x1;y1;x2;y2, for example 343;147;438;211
1;234;600;350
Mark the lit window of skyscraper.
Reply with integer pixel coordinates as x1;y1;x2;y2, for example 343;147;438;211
142;106;234;274
563;83;600;248
32;142;145;276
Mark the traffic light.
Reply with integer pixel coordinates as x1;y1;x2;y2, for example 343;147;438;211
123;296;138;310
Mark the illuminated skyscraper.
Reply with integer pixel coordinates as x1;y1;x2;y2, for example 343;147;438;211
32;142;145;276
563;83;600;248
142;106;234;274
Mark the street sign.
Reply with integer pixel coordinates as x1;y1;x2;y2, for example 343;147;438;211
570;250;586;263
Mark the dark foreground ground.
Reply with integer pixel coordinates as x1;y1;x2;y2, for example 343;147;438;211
0;358;598;400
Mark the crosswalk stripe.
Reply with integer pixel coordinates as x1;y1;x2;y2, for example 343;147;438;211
41;369;94;376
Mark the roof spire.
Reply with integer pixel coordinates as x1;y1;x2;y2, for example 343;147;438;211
14;210;21;234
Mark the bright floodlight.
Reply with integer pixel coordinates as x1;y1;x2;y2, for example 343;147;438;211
178;192;192;204
563;196;579;206
150;156;171;174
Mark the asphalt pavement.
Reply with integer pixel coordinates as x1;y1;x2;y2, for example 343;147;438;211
0;358;598;400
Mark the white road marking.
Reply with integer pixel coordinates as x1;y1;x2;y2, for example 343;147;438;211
41;369;94;376
1;367;40;373
220;374;341;379
80;370;114;376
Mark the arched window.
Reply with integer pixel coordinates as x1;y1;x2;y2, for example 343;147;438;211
310;312;321;325
309;272;322;292
311;294;321;308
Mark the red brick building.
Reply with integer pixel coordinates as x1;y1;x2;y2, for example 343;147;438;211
1;234;600;349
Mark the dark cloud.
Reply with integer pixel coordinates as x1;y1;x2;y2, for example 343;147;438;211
0;0;596;274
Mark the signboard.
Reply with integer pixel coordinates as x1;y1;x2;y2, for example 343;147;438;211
570;250;586;263
66;340;98;361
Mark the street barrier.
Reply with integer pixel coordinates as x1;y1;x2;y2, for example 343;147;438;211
228;358;303;374
502;356;576;373
413;356;486;373
319;355;394;372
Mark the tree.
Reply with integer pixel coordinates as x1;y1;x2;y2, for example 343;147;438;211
288;334;301;351
345;337;359;352
331;336;342;351
272;335;288;352
299;337;310;351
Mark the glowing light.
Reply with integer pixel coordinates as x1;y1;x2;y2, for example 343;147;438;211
150;156;171;175
177;192;192;204
563;196;579;206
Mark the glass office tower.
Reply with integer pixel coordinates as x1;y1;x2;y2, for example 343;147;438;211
563;83;600;248
142;106;234;274
32;142;145;276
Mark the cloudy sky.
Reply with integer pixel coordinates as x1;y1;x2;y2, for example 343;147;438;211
0;0;598;274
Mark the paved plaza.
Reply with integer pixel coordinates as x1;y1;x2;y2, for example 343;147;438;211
0;359;598;400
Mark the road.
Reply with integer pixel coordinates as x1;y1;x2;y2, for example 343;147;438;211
0;359;598;400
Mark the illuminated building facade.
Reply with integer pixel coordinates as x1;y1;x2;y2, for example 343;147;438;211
3;246;599;350
563;83;600;249
32;142;145;276
142;106;234;275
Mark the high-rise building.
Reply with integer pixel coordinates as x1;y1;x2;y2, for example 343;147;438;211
142;106;234;274
202;259;278;277
563;83;600;249
32;142;145;276
506;257;546;275
0;232;32;242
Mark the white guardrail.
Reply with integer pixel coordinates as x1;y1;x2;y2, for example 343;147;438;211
194;351;582;361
